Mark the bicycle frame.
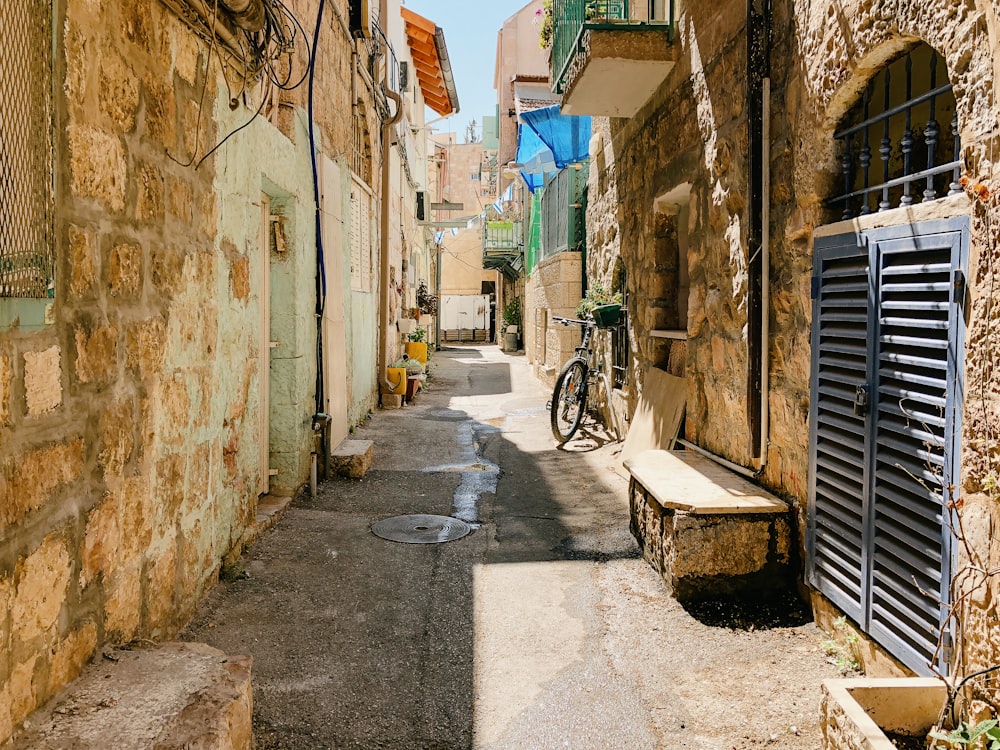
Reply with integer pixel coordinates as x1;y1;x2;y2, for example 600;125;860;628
550;315;623;441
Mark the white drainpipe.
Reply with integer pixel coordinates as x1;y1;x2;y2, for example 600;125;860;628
377;1;404;395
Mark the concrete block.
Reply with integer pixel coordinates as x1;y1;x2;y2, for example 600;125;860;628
10;643;253;750
331;439;375;479
820;678;946;750
381;394;404;410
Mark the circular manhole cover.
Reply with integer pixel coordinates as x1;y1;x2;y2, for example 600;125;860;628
371;514;472;544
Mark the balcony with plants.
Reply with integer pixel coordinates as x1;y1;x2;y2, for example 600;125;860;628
543;0;676;118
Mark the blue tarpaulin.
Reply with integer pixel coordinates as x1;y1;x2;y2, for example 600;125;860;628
514;105;591;192
520;106;591;169
515;125;556;192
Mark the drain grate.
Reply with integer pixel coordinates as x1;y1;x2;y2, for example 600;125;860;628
371;514;472;544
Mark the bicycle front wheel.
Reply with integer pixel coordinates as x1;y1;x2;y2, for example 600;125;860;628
551;358;589;443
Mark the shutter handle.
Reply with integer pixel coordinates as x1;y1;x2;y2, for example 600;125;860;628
854;385;869;417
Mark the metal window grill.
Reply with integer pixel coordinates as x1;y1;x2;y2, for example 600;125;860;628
0;0;54;299
831;44;961;220
611;267;629;389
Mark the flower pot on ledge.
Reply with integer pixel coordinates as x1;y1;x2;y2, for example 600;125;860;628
386;367;407;396
821;678;947;750
404;341;428;363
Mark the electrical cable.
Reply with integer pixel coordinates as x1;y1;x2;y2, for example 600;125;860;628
307;0;328;424
167;0;222;168
195;81;271;169
183;0;312;167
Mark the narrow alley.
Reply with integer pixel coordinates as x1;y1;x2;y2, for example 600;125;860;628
183;345;840;749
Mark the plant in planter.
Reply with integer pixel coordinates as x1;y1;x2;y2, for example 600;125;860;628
537;0;602;49
416;280;438;316
500;297;522;335
405;327;428;363
576;283;623;320
537;0;553;49
931;719;1000;749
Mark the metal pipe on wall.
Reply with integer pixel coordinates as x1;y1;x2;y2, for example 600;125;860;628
746;0;771;466
759;76;771;470
677;439;759;480
377;0;404;396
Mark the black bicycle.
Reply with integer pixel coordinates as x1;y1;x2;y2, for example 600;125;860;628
549;310;622;444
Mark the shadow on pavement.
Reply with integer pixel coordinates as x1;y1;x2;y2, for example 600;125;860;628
681;590;814;631
182;346;638;749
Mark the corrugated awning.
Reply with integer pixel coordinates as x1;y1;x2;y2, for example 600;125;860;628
401;7;459;117
514;82;560;117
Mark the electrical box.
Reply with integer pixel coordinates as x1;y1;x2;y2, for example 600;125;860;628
349;0;371;38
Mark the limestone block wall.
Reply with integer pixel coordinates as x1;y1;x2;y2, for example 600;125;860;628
586;0;1000;677
785;0;1000;678
525;253;584;386
587;4;752;462
0;0;365;739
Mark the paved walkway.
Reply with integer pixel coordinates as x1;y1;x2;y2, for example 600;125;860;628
182;345;840;749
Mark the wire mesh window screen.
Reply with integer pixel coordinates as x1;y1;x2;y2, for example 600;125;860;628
0;0;54;299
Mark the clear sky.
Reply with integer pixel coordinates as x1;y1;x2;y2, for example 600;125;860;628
401;0;535;139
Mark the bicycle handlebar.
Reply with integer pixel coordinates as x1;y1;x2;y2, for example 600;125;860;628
551;315;592;327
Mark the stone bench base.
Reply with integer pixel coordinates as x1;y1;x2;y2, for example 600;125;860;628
626;450;793;601
11;642;252;750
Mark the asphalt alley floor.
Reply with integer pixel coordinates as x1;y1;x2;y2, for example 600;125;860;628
182;344;842;750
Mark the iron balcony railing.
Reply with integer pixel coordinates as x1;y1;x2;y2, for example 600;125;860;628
484;221;523;255
552;0;674;94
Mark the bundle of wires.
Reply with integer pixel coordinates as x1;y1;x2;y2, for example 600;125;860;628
241;0;312;93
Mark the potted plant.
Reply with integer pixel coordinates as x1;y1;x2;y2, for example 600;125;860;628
416;280;438;317
576;283;623;326
405;328;428;364
501;297;522;351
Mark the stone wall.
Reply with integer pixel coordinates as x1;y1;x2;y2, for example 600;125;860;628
586;0;1000;677
525;253;583;387
0;0;369;740
588;4;753;462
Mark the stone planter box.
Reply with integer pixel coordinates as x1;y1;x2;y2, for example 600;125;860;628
821;678;947;750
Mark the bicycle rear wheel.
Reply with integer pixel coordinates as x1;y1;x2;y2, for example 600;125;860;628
550;358;588;443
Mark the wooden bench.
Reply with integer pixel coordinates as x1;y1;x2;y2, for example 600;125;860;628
624;449;793;601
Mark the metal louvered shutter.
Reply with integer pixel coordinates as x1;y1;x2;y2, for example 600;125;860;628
868;225;965;674
808;219;966;676
807;234;871;624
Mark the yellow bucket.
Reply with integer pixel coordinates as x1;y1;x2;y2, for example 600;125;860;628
404;342;428;364
386;367;407;395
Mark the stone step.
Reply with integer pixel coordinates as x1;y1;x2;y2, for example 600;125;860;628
330;438;376;478
10;642;252;750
